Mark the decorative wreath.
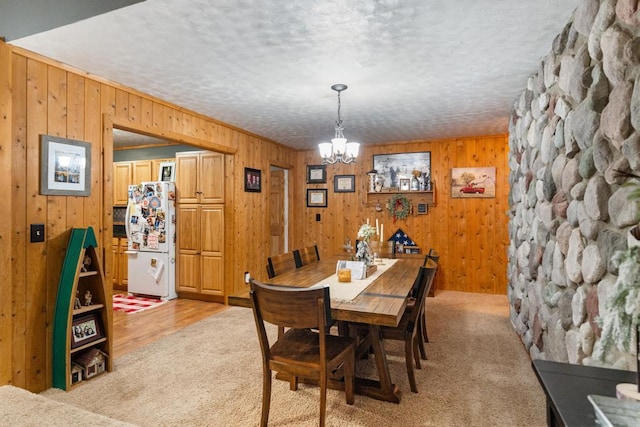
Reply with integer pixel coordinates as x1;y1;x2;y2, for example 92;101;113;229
388;194;411;222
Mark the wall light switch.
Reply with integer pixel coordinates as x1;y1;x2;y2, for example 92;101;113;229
316;214;321;222
30;224;45;243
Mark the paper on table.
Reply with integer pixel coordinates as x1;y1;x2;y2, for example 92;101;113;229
311;259;399;302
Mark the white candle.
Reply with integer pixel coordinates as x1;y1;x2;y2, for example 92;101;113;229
376;218;379;236
380;224;384;242
367;218;370;225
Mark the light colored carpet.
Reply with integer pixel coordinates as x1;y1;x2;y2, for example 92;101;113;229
39;291;546;426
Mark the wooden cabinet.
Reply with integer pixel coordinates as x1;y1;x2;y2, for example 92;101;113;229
113;159;174;205
176;151;224;204
177;205;224;296
112;237;128;291
52;227;112;390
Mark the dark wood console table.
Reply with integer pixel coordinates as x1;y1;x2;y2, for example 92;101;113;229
532;359;636;426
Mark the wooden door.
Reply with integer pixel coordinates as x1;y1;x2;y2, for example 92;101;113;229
200;205;224;295
199;152;224;204
175;153;199;204
269;169;285;256
177;206;200;292
119;239;128;287
113;162;132;205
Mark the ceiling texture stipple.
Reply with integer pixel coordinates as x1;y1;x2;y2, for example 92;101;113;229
10;0;580;150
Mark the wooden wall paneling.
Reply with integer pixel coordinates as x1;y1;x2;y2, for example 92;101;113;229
100;84;116;117
493;137;509;294
24;58;49;391
84;80;104;250
1;41;15;387
140;97;153;127
128;93;140;122
46;65;70;391
65;73;85;229
114;89;129;121
223;154;237;301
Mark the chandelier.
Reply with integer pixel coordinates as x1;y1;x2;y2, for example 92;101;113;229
318;84;360;164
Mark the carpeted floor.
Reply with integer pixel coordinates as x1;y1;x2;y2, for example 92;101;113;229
39;291;546;426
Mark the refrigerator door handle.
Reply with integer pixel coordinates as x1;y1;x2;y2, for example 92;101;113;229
125;201;131;241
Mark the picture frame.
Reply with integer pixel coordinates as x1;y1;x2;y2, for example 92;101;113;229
158;161;175;182
373;152;431;190
244;167;262;193
40;135;91;196
399;179;410;191
307;164;327;184
417;203;428;215
334;175;355;193
451;167;496;198
71;313;104;349
307;189;328;208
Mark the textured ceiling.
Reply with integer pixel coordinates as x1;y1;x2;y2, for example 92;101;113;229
10;0;579;150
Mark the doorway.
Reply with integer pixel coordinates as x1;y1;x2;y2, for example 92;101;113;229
269;166;288;256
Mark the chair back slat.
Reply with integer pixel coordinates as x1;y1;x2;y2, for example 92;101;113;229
407;259;437;332
369;241;395;258
294;245;320;267
250;280;331;330
267;252;297;277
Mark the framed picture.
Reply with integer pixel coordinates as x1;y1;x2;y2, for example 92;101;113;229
307;165;327;184
334;175;355;193
244;167;262;193
373;152;431;190
71;313;104;349
451;167;496;198
399;179;410;191
40;135;91;196
158;161;175;182
417;203;428;215
307;189;327;207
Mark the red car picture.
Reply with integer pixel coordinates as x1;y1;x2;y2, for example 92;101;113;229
460;183;485;194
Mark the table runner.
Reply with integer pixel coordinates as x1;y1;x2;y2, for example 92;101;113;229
311;259;399;302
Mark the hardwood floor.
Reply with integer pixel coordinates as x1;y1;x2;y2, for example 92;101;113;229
112;297;227;358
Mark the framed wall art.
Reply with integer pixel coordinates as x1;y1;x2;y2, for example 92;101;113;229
334;175;355;193
40;135;91;196
244;167;262;193
307;189;327;207
158;161;176;182
451;167;496;198
70;313;104;349
307;164;327;184
373;151;431;190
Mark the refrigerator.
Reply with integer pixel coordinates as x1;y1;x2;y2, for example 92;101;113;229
125;181;177;300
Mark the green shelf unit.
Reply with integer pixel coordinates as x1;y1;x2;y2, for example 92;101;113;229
52;227;112;390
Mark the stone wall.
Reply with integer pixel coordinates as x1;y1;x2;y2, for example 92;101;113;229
508;0;640;370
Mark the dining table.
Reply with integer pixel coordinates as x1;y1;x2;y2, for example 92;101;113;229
256;255;425;403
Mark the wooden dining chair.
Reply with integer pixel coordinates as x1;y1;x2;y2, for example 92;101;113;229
368;240;395;258
293;244;320;267
249;279;355;426
266;252;297;278
380;259;437;393
421;249;440;342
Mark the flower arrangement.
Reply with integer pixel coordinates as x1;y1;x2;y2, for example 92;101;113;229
388;194;411;222
357;223;376;242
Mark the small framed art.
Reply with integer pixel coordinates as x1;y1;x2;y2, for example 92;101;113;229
334;175;355;193
307;165;327;184
244;167;261;192
71;313;104;349
158;161;175;182
399;179;410;191
307;189;327;207
40;135;91;196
